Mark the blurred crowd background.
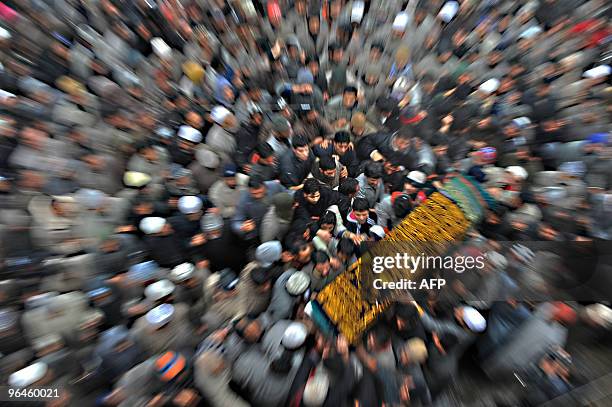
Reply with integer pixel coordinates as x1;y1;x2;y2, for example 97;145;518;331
0;0;611;406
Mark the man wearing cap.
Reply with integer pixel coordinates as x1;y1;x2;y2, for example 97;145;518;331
168;195;209;254
293;101;334;145
106;351;198;407
190;147;221;195
264;269;310;324
8;360;71;402
206;106;239;160
139;217;186;268
208;163;242;219
404;170;428;203
130;302;197;358
168;125;202;167
236;241;282;317
419;305;486;370
231;320;308;407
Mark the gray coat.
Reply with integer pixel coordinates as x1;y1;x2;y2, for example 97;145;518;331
264;269;301;324
208;181;243;219
482;303;568;378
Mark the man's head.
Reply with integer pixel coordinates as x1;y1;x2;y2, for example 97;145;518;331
329;43;344;62
430;133;449;156
339;178;359;198
318;155;337;178
364;161;384;188
312;250;331;276
393;129;413;151
319;211;337;233
333;131;351;155
395;45;410;67
308;14;320;34
370;43;383;60
350;112;367;137
272;114;292;140
368;324;392;350
342;86;358;108
352;197;370;224
305;108;318;123
292;135;310;161
303;178;321;204
336;238;355;262
405;171;426;194
135;140;158;162
237;315;263;343
290;238;313;264
248;176;267;200
249;109;263;126
395;303;420;331
376;97;396;118
305;55;319;75
185;111;203;129
222;164;237;188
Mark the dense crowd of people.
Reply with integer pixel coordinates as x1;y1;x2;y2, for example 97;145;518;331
0;0;611;406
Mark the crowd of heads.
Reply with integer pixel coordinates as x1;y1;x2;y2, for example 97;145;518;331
0;0;611;406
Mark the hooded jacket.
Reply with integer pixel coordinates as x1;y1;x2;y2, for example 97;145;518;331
345;210;376;235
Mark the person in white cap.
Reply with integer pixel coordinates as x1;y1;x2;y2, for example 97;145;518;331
170;263;209;317
144;279;175;305
231;319;307;407
9;361;51;387
404;170;428;202
190;146;221;195
265;270;311;324
208;163;242;219
419;305;485;374
206;106;239;159
384;12;409;55
168;125;202;168
129;301;196;357
506;165;529;183
235;241;282;318
139;217;186;268
168;195;209;252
